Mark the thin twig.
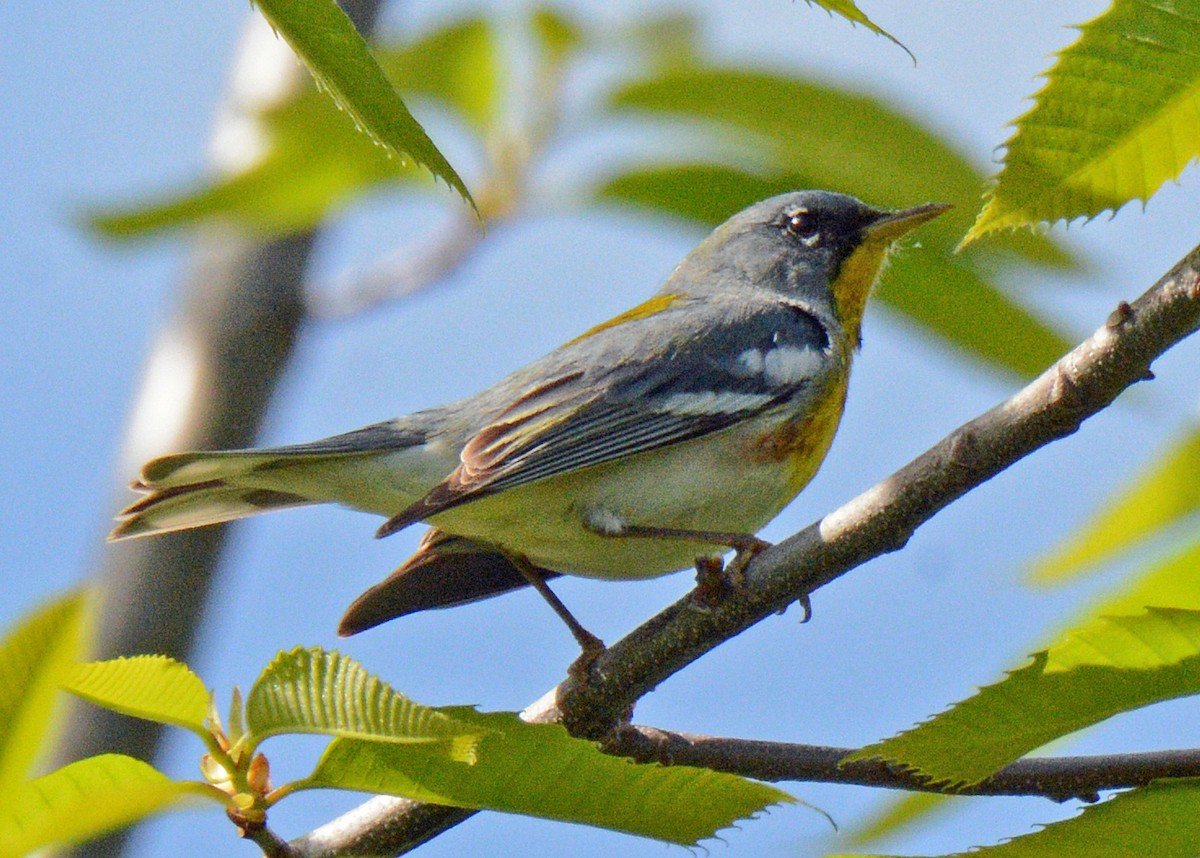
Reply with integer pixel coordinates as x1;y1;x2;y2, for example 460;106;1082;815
241;820;301;858
290;248;1200;855
609;725;1200;803
303;18;573;322
306;208;486;320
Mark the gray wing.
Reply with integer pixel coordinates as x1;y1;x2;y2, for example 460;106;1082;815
378;297;835;535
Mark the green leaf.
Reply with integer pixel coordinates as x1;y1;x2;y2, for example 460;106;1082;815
0;754;209;856
604;68;1077;378
531;7;587;64
600;163;804;226
244;647;484;762
377;18;501;133
251;0;473;207
89;138;411;240
854;540;1200;840
877;249;1070;378
600;162;1071;378
830;778;1200;858
966;0;1200;242
1032;427;1200;582
227;686;246;749
847;608;1200;787
616;11;699;68
802;1;913;62
607;68;1081;271
1078;538;1200;620
92;18;499;240
299;708;790;845
64;656;211;737
0;591;87;792
609;68;984;231
843;792;959;847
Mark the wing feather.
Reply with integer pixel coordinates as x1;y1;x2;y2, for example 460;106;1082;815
377;298;834;537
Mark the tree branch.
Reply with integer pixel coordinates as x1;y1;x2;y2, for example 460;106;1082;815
290;244;1200;855
306;208;485;320
241;820;300;858
608;725;1200;803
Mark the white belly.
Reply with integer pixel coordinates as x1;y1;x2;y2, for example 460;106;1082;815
428;398;845;579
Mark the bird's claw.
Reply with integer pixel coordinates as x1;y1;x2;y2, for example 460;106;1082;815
690;555;728;609
690;537;772;609
723;536;771;587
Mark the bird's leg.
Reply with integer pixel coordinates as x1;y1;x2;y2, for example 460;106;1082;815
588;521;771;602
508;553;605;677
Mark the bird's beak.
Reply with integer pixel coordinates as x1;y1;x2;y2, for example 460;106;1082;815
863;202;953;242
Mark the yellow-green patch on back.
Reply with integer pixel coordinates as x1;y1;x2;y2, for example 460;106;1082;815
564;293;687;346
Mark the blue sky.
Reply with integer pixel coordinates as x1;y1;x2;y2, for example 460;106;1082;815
5;1;1200;856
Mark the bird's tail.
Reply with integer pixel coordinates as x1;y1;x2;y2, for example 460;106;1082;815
110;422;432;540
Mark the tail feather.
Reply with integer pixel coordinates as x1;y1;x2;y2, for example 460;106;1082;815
112;482;314;539
140;451;297;489
111;421;438;540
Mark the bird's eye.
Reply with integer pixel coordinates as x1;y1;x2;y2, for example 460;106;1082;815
784;209;820;243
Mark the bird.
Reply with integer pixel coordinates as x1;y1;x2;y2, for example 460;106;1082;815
111;191;948;663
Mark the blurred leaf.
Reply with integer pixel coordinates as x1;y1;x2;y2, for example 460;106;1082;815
299;708;791;845
1032;427;1200;583
532;6;588;66
601;157;1072;377
617;11;700;67
609;68;1076;261
847;608;1200;787
64;656;211;737
614;70;972;225
378;18;501;132
877;249;1070;377
0;754;208;856
245;647;484;762
91;17;499;239
601;163;805;225
1076;538;1200;621
90;137;411;239
252;0;473;207
803;1;912;61
843;791;958;848
830;779;1200;858
0;591;87;792
966;0;1200;242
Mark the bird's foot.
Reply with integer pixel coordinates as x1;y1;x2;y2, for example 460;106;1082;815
691;555;728;609
689;535;771;609
567;629;607;680
721;535;772;588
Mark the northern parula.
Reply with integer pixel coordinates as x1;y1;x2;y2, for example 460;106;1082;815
113;191;948;656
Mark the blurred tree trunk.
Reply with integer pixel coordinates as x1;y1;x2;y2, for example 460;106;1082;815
55;3;383;855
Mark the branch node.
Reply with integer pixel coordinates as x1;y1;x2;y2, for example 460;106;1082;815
947;428;982;472
1048;363;1086;421
1106;300;1133;329
1185;272;1200;301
